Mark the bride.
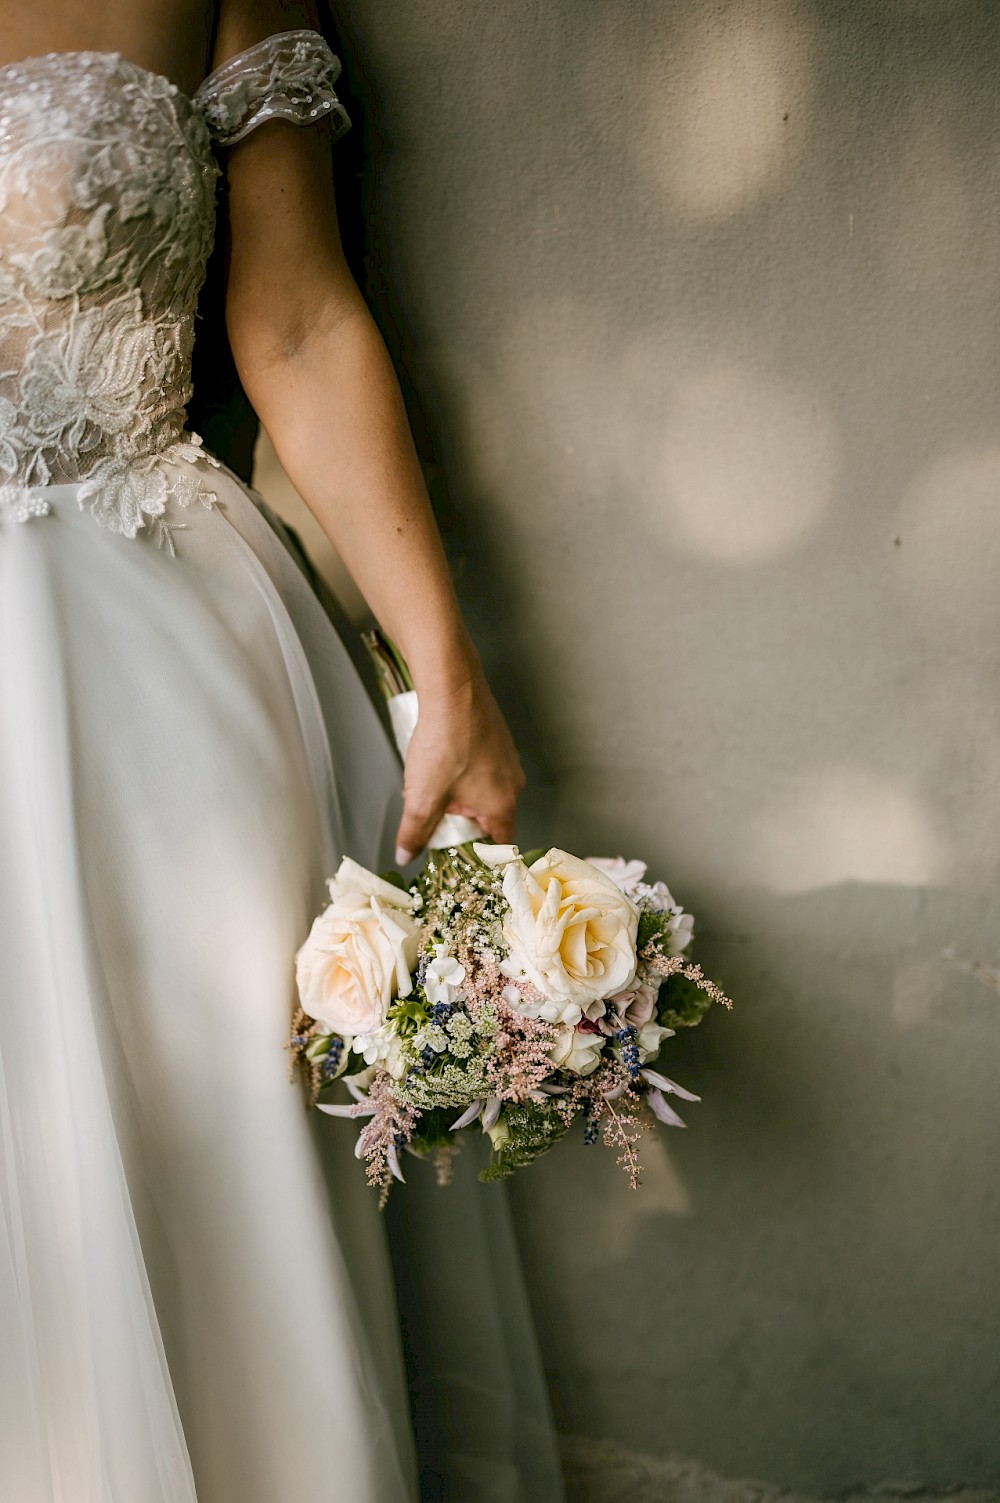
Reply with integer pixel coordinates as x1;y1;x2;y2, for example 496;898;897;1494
0;0;564;1498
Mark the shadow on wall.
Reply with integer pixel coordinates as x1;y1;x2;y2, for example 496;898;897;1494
304;0;1000;1494
513;874;1000;1493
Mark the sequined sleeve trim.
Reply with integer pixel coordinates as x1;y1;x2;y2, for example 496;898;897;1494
193;29;351;148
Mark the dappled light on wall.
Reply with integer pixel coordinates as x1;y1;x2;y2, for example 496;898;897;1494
654;360;838;564
616;0;816;221
751;767;946;894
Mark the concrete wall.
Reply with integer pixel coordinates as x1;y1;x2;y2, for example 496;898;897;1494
260;1;1000;1491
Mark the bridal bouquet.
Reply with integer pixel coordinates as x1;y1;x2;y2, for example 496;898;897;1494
289;843;730;1202
288;633;731;1202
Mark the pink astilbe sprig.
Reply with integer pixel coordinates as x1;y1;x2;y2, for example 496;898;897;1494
432;1140;461;1187
639;943;734;1010
597;1089;647;1190
457;949;559;1104
355;1071;420;1208
550;1054;652;1187
555;1054;625;1124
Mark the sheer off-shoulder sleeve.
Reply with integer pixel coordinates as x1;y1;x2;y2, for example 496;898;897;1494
193;29;351;147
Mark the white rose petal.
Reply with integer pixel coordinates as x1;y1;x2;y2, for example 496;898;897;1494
473;841;522;867
328;855;418;912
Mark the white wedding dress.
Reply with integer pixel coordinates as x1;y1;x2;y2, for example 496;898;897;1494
0;31;563;1503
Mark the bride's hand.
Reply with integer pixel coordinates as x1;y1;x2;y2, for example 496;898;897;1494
394;667;526;865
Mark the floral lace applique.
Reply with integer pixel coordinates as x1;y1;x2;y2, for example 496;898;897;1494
0;32;347;550
0;52;219;540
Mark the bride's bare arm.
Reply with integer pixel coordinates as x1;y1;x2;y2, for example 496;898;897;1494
214;1;525;860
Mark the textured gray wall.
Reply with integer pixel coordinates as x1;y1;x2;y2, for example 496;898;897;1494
285;1;1000;1492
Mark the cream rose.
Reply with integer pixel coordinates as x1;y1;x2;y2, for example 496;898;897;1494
498;848;639;1010
295;857;422;1038
549;1022;606;1076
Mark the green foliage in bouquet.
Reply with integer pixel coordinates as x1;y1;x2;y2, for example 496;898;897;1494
635;907;725;1031
657;971;716;1032
478;1100;572;1182
406;1107;458;1154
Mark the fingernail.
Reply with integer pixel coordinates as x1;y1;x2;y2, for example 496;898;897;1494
395;846;414;867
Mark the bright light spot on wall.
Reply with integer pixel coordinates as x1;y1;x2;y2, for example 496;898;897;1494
628;0;816;219
894;447;1000;635
654;361;838;563
753;767;945;893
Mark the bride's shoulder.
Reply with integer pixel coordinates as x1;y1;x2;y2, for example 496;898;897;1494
198;0;348;147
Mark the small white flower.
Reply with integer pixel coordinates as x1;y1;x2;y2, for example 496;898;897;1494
643;880;677;911
424;944;466;1005
413;1024;449;1056
633;880;695;953
351;1028;407;1078
636;1021;674;1062
351;1025;390;1065
667;911;695;954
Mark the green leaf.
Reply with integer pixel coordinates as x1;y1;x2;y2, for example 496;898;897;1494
521;847;546;866
379;869;408;890
304;1033;335;1060
410;1107;457;1152
657;970;715;1030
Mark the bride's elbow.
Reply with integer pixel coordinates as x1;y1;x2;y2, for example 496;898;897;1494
225;271;367;381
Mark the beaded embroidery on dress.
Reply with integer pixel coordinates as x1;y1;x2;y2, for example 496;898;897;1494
195;30;351;146
0;32;346;549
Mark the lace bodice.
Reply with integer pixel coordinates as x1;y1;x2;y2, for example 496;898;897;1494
0;30;348;549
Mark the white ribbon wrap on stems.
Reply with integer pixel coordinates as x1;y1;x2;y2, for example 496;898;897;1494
387;690;486;850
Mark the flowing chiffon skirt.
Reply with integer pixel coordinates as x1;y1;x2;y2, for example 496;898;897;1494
0;455;564;1503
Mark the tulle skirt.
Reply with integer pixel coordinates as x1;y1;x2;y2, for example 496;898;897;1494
0;455;563;1503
